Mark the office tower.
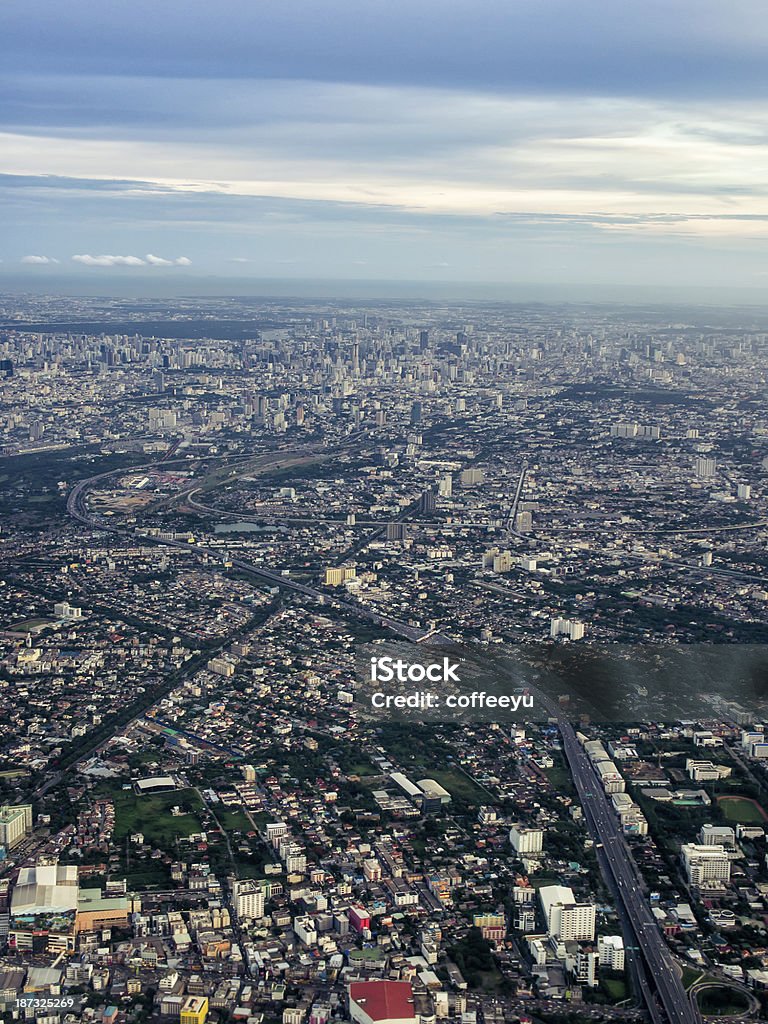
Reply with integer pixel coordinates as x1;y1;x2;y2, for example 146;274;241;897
694;457;716;479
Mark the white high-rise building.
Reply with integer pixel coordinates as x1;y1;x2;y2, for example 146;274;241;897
681;844;731;886
509;825;544;855
694;456;716;479
539;884;596;941
0;805;32;850
233;880;265;921
576;949;598;987
550;617;585;641
597;935;625;971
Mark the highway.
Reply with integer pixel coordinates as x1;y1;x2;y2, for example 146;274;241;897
506;460;529;538
66;460;453;647
531;684;700;1024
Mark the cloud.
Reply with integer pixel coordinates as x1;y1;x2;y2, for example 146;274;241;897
21;254;58;264
146;253;191;265
72;253;146;266
70;253;191;267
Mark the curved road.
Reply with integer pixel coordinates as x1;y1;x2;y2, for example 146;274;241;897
66;451;451;646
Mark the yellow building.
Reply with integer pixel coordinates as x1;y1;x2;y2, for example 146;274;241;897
324;566;356;586
75;888;140;933
180;995;208;1024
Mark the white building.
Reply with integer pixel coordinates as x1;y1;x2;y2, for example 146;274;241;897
694;457;716;479
681;844;731;886
54;601;82;620
0;804;32;851
597;935;625;972
549;617;585;641
576;949;598;988
538;885;596;941
699;824;736;850
686;759;732;782
233;880;265;922
509;825;543;855
294;915;318;946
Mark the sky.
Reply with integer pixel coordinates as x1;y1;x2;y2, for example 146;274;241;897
2;0;768;299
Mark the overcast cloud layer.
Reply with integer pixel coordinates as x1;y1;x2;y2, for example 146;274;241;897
2;0;768;296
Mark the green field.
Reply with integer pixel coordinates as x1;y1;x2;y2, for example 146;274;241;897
603;979;628;1002
6;618;54;632
217;809;252;833
717;796;768;824
346;760;379;777
113;788;204;846
424;768;489;805
680;967;705;991
695;987;751;1017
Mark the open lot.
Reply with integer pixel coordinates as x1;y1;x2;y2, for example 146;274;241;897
113;788;204;846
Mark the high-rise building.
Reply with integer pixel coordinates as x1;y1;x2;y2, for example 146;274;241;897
550;617;585;641
597;935;625;971
233;880;265;921
419;490;436;515
515;510;533;532
539;884;596;941
0;805;32;851
681;843;731;885
324;566;356;586
694;456;717;479
460;468;484;487
386;523;407;542
509;825;543;855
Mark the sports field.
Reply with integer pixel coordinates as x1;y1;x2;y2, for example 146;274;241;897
717;795;768;823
